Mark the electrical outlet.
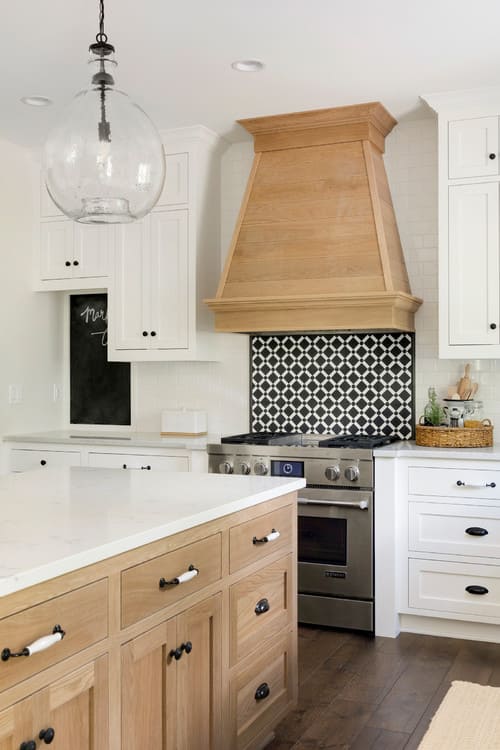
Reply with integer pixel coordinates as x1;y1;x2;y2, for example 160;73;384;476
8;384;22;404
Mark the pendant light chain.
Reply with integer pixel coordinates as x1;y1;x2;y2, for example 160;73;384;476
96;0;108;44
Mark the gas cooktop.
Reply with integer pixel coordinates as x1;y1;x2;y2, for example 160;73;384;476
220;432;398;449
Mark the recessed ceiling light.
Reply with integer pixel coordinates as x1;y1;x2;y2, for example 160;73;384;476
20;96;53;107
231;59;264;73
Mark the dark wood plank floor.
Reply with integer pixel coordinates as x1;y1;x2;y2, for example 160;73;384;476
268;626;500;750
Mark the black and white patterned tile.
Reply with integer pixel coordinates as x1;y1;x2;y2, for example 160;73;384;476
250;332;414;440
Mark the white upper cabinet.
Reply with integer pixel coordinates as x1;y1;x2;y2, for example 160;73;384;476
108;126;224;362
422;89;500;358
449;117;499;179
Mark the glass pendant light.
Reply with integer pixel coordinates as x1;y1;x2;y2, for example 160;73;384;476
43;0;165;223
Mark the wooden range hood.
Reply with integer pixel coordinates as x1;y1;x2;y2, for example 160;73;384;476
205;102;422;332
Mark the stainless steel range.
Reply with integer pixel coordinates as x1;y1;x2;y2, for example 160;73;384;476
208;432;397;633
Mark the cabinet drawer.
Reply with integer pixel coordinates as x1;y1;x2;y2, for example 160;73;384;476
121;533;222;628
88;452;189;472
0;579;108;692
10;449;81;473
408;466;500;500
229;505;294;574
409;558;500;619
409;502;500;558
231;631;294;750
230;555;293;665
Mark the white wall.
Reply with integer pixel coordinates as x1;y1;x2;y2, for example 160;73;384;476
0;140;64;452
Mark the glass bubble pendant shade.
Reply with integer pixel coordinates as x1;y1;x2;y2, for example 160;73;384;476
43;1;165;224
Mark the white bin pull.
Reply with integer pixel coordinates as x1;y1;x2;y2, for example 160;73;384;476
1;625;65;662
159;564;199;588
253;528;280;545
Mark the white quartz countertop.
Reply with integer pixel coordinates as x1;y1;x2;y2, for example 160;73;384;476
3;430;211;451
0;467;304;597
374;440;500;461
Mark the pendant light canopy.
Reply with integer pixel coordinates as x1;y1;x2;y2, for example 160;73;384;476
43;0;165;224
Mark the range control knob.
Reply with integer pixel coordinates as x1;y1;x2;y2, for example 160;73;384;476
254;461;269;476
324;465;340;481
219;461;234;475
344;465;360;482
238;462;251;475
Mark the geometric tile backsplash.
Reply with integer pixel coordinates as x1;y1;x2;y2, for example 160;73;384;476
250;332;415;440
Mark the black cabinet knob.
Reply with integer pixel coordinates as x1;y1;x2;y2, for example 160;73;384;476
140;465;151;470
142;331;149;337
182;641;193;654
465;527;489;536
491;323;497;330
169;647;183;660
254;682;270;701
254;598;270;616
456;480;465;486
489;153;497;159
487;482;497;488
465;585;489;595
150;331;157;337
40;459;47;466
39;727;56;744
20;742;37;750
64;260;71;267
73;260;79;266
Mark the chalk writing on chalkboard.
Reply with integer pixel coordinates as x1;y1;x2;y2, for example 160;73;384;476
70;294;131;425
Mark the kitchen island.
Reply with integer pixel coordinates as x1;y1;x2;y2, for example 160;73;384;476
0;467;304;750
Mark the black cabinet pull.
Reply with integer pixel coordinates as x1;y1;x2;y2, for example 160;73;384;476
142;331;149;337
465;585;489;595
489;153;497;159
255;682;270;701
465;527;489;537
253;528;280;545
122;464;127;469
169;647;183;660
487;482;496;488
456;480;465;486
254;598;270;616
491;323;497;330
141;465;151;470
39;727;56;744
159;564;199;588
20;742;37;750
169;641;193;661
2;625;65;662
150;331;157;337
40;459;47;466
64;260;71;267
181;641;192;654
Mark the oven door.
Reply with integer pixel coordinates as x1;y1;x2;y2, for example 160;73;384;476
298;488;373;600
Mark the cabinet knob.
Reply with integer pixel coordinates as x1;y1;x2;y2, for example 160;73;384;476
73;260;79;266
65;261;71;267
19;742;37;750
169;647;183;660
254;598;270;615
40;459;47;466
150;331;157;337
142;331;149;337
490;323;497;330
254;682;270;701
489;153;497;160
39;727;56;744
181;641;192;654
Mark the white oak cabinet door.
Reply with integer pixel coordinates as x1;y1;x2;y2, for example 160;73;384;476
40;220;74;280
449;117;499;178
150;209;189;350
448;182;500;345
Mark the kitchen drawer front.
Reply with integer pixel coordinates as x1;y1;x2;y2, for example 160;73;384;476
10;448;81;473
230;555;293;665
409;558;500;619
121;533;222;628
229;504;294;574
231;630;294;750
0;579;108;692
408;466;500;500
88;452;189;472
409;502;500;558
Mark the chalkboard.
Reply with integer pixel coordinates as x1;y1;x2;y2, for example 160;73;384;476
70;294;131;425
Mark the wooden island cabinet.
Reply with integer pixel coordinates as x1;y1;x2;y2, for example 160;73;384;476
0;489;298;750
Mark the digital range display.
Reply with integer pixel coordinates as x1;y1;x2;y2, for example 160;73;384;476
271;460;304;478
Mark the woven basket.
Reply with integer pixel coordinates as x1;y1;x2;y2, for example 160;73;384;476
416;420;494;448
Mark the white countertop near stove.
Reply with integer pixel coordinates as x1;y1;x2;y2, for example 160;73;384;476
374;440;500;461
2;430;212;451
0;467;304;597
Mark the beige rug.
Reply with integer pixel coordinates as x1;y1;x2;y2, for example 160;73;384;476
418;681;500;749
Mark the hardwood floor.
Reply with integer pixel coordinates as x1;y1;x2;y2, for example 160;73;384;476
268;626;500;749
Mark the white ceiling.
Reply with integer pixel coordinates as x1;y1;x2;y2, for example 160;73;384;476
4;0;500;148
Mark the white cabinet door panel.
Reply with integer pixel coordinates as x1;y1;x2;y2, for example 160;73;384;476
40;221;74;280
113;220;151;350
150;210;189;349
409;502;500;558
157;152;189;206
448;182;499;345
74;224;111;278
88;452;189;471
449;117;499;178
10;449;81;472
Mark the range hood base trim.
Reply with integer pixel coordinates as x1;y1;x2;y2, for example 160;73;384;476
205;292;422;333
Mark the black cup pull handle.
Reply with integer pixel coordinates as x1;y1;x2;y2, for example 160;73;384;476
39;727;56;744
465;527;489;537
254;598;270;616
255;682;270;701
465;585;489;596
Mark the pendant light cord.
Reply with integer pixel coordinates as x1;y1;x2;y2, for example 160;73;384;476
96;0;108;44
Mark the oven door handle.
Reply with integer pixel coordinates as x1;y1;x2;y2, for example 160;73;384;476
298;498;369;510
